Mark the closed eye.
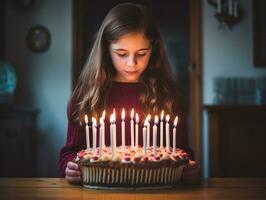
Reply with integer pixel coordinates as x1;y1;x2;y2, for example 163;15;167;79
116;53;127;57
136;53;146;57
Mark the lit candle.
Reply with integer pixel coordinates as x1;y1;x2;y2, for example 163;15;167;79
135;113;139;151
217;0;221;14
84;114;90;150
130;109;135;148
153;115;159;155
121;108;125;149
110;114;115;160
166;114;170;152
101;110;106;147
92;117;97;156
143;118;148;157
113;109;117;152
99;117;104;158
147;114;151;147
229;0;233;16
160;110;164;148
172;116;178;155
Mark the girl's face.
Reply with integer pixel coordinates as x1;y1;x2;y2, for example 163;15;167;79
109;32;152;83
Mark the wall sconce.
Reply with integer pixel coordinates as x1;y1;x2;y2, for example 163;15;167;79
207;0;243;29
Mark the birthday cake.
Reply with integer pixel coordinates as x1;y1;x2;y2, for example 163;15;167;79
75;146;189;189
75;110;189;189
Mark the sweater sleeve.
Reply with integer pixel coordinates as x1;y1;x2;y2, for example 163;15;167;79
58;100;85;177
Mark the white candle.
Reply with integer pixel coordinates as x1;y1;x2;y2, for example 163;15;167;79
172;116;178;155
101;110;105;148
135;113;139;151
110;114;115;160
121;108;125;149
99;117;103;158
147;114;151;147
217;0;221;14
130;109;135;148
229;0;233;16
160;110;164;148
143;119;148;156
113;109;116;152
92;117;97;156
233;1;238;17
84;114;90;150
166;114;170;152
153;116;159;155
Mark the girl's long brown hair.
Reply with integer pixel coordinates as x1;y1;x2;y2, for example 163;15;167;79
71;3;185;123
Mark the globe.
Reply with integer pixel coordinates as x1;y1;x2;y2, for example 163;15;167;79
0;61;17;104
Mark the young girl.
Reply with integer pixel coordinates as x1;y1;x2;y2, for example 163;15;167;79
59;3;199;184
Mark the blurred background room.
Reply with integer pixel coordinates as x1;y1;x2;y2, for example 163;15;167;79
0;0;266;178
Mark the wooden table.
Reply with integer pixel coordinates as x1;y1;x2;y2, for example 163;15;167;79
0;178;266;199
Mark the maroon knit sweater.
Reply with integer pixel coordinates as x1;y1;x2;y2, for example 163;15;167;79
58;81;193;177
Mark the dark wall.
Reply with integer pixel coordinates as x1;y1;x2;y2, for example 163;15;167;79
0;0;6;59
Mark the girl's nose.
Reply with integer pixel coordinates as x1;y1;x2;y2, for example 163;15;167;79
127;55;137;67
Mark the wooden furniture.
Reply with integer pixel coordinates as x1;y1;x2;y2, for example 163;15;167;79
205;105;266;177
0;178;266;199
0;105;39;177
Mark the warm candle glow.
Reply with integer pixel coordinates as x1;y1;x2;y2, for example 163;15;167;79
85;114;89;124
160;110;164;121
166;114;170;122
174;116;178;127
110;114;115;124
102;110;106;120
113;109;116;122
135;113;139;123
122;108;125;120
147;114;151;122
99;117;103;125
130;109;134;119
92;117;97;126
154;115;159;124
144;117;149;126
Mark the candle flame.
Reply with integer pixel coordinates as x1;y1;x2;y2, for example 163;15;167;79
122;108;125;120
102;110;106;120
92;117;97;126
174;116;178;127
135;113;139;123
154;115;159;124
130;108;134;119
110;114;115;124
144;118;149;126
160;110;164;120
84;114;88;124
113;108;116;122
166;114;170;122
147;114;151;121
100;117;104;124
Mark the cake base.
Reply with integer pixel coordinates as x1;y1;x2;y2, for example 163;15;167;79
80;164;186;190
83;183;183;190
